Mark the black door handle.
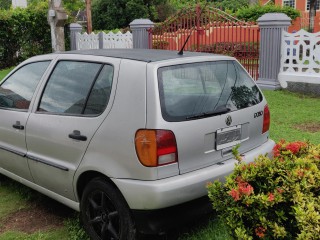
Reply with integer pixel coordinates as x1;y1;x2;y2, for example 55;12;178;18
68;130;87;141
13;121;24;130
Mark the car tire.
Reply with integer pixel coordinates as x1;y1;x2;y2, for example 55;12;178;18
81;177;136;240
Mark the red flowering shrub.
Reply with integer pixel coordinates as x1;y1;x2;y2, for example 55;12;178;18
207;141;320;239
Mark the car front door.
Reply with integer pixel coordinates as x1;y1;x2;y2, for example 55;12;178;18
26;57;119;200
0;61;51;181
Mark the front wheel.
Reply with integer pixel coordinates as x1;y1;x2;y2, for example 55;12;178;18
80;178;135;240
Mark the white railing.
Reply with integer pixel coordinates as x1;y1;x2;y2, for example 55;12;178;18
279;29;320;88
76;32;99;50
75;31;133;50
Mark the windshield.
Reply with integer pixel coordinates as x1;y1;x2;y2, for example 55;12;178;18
158;60;262;122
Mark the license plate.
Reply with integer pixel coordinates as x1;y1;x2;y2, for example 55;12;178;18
216;125;241;150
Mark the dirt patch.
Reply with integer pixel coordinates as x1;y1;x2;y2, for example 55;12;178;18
294;122;320;133
0;198;74;234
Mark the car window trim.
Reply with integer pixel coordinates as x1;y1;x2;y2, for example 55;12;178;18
81;64;104;114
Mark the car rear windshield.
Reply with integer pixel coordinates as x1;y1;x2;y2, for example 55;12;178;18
158;60;262;122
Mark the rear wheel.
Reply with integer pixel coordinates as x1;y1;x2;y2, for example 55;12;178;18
80;178;135;240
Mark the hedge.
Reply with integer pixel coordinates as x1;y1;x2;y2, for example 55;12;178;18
236;4;300;22
0;4;51;69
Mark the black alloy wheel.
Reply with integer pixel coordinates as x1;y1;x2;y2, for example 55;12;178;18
81;178;135;240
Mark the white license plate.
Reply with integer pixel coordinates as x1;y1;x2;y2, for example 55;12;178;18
216;125;242;150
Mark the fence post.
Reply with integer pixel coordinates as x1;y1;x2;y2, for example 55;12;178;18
99;32;104;49
69;23;83;50
130;19;154;49
257;13;291;90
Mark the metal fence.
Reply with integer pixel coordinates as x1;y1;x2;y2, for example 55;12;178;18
149;5;260;80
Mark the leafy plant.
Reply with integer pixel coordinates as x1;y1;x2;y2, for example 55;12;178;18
0;4;51;69
236;4;300;22
65;216;89;240
207;140;320;239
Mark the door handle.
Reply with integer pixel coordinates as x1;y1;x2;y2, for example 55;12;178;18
12;121;24;130
68;130;87;141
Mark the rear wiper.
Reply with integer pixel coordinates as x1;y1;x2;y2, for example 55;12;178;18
186;107;231;120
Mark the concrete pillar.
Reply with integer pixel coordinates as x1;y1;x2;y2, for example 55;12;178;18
257;13;291;90
129;19;154;49
48;0;68;52
70;23;83;50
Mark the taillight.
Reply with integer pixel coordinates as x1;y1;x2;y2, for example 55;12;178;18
135;129;178;167
262;105;270;134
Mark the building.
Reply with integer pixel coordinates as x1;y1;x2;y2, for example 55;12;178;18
12;0;27;8
261;0;320;32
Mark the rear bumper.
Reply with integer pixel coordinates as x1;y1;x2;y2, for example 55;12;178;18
132;196;212;234
113;139;275;210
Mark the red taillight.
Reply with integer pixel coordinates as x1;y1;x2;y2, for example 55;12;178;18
262;105;270;134
135;129;178;167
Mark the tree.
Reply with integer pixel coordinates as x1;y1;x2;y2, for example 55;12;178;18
125;0;149;22
0;0;11;9
211;0;249;12
91;0;169;30
309;0;317;32
27;0;85;12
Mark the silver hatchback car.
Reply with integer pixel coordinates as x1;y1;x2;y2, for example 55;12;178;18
0;49;274;239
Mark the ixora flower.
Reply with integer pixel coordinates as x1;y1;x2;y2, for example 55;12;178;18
268;192;275;202
273;140;308;157
255;226;266;238
208;140;319;239
228;178;254;201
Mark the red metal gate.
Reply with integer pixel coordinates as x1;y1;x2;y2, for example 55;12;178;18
149;5;260;80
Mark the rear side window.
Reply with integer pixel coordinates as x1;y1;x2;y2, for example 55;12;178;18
38;61;113;116
158;61;262;122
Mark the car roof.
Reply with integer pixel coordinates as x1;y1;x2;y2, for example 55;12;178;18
62;49;222;62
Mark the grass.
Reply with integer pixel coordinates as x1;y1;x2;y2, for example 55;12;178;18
0;67;319;239
264;90;320;144
0;67;14;81
0;181;28;221
0;229;69;240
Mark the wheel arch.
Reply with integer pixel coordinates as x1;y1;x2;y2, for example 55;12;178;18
76;171;120;201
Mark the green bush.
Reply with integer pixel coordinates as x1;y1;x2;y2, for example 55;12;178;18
236;4;300;22
207;140;320;239
0;3;51;69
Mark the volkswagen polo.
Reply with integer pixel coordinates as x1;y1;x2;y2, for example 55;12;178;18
0;49;274;239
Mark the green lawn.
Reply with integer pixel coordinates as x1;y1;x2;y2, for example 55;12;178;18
0;67;14;81
0;67;319;239
264;90;320;144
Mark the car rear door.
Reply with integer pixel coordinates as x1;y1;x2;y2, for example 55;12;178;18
0;61;51;181
26;55;120;200
148;59;269;174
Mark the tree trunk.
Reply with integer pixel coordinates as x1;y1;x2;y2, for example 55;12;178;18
309;0;316;32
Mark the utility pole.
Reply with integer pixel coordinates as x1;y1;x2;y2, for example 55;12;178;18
309;0;317;32
86;0;92;34
48;0;68;52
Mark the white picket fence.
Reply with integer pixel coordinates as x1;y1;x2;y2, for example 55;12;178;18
279;29;320;88
75;31;133;50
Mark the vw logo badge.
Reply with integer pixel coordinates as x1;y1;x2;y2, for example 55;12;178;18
225;115;232;126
